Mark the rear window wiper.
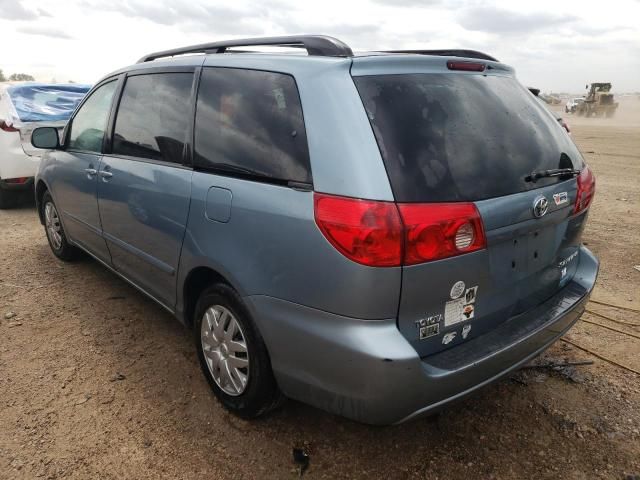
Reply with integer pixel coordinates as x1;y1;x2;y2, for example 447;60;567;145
525;168;580;183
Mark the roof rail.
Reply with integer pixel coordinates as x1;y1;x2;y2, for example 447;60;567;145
381;49;498;62
137;35;353;63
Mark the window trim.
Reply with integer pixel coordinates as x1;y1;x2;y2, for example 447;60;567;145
192;65;313;187
105;67;197;168
100;152;194;170
63;75;122;155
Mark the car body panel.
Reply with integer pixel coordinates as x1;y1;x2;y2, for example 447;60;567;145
246;246;597;424
97;155;192;308
177;172;401;320
397;180;586;357
44;150;112;263
0;128;41;181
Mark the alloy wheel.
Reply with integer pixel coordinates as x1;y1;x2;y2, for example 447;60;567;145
200;305;250;396
44;202;63;250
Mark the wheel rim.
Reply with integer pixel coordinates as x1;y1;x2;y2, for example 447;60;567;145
44;202;63;250
200;305;249;396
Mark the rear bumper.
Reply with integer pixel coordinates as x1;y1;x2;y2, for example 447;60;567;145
247;246;598;425
0;149;40;181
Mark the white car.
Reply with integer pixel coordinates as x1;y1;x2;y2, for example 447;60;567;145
0;83;90;208
565;97;584;114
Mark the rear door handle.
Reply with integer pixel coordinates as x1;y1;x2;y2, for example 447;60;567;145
85;168;97;177
100;171;113;179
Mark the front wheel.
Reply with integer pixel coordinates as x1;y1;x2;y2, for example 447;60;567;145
41;191;79;261
194;283;284;418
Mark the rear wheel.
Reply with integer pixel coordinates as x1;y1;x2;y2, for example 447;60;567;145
41;191;79;261
194;283;283;418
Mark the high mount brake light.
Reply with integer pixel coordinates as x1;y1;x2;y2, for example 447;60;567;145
314;193;487;267
574;166;595;214
0;120;19;133
446;61;486;72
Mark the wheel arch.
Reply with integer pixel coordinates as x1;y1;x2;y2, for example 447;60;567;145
181;265;238;329
35;179;50;224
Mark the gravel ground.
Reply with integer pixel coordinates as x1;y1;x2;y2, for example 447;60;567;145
1;98;639;480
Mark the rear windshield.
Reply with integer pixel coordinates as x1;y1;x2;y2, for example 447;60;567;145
7;84;91;122
354;73;584;202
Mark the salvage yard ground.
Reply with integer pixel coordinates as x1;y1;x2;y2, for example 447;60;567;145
1;98;639;479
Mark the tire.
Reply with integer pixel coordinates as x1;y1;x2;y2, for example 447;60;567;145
194;283;284;418
41;191;79;261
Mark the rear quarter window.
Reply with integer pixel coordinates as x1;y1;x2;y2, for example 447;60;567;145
354;73;584;202
194;67;311;184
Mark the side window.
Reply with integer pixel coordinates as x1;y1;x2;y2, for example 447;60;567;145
112;73;193;163
68;81;117;153
194;68;311;184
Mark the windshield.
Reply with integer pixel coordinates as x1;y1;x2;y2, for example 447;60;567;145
353;73;584;202
7;84;91;122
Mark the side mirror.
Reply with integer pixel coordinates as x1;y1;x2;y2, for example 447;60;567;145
31;127;60;149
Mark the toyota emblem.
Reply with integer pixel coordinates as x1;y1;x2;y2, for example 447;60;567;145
533;196;549;218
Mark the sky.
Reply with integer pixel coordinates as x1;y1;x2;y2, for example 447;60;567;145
1;0;639;92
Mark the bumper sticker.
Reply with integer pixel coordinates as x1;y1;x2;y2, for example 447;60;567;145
465;286;478;304
445;286;478;326
553;191;568;206
442;331;457;345
450;280;466;299
462;324;472;339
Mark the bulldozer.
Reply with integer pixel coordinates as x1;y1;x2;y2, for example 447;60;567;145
576;83;619;117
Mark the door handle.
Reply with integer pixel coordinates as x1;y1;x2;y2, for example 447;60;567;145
100;171;113;179
85;168;97;176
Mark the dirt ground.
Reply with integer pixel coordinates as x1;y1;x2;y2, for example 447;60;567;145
1;97;639;480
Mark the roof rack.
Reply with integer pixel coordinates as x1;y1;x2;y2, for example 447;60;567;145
381;49;498;62
137;35;354;63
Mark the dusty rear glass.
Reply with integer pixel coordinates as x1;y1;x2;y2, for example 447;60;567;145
354;73;584;202
7;84;91;123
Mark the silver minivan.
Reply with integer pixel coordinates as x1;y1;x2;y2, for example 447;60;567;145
31;36;598;425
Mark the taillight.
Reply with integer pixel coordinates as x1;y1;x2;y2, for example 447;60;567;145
3;177;29;184
0;120;19;133
446;61;486;72
398;203;486;265
574;166;595;214
314;193;403;267
314;193;487;267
